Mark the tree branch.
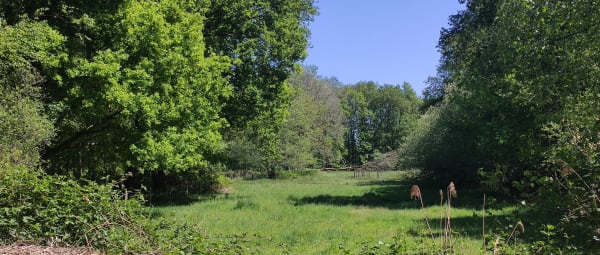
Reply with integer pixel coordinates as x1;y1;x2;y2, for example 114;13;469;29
43;110;121;160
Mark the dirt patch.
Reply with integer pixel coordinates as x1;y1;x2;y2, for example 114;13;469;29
0;244;103;255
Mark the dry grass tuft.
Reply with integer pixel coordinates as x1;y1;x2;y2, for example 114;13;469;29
410;185;421;200
517;220;525;233
409;184;435;245
448;181;457;198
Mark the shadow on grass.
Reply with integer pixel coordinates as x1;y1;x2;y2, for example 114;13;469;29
149;191;233;207
290;179;416;209
290;177;504;210
410;214;492;239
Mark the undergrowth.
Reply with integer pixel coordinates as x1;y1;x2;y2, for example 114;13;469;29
358;180;592;255
0;167;245;254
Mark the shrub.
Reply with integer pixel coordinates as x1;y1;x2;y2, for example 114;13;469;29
0;167;249;254
0;167;151;253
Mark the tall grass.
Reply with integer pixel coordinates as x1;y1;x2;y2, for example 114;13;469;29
151;171;514;254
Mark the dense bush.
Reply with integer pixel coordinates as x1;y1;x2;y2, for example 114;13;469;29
0;167;248;254
0;167;151;253
0;21;60;171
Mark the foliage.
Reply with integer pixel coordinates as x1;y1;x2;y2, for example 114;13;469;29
342;82;421;165
1;0;318;186
205;0;317;175
405;0;600;251
398;86;481;182
204;0;317;129
38;0;232;183
222;134;265;171
0;167;149;253
0;21;62;170
0;167;251;254
279;66;345;170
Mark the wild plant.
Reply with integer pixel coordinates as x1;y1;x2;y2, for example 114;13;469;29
409;181;529;254
410;184;436;245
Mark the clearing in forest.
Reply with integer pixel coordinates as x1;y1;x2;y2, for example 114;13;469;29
151;171;514;254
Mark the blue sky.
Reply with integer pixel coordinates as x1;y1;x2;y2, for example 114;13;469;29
303;1;465;95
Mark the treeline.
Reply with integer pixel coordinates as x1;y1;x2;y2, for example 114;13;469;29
279;67;422;170
400;0;599;251
1;0;324;251
0;0;423;196
0;0;316;193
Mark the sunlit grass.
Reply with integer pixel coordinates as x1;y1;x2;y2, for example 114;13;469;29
151;171;515;254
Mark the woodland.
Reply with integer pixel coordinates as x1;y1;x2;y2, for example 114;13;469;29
0;0;598;254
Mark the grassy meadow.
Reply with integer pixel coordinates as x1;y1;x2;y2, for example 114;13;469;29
151;171;516;254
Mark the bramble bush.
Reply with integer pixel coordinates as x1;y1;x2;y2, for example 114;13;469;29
0;167;247;254
0;167;151;253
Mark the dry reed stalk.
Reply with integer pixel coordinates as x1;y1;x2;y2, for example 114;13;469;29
439;189;444;244
517;221;525;233
448;181;457;198
483;193;487;253
443;182;457;252
410;185;421;200
410;185;436;245
443;198;449;251
493;237;500;255
507;220;525;249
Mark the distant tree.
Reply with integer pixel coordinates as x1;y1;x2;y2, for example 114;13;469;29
279;66;345;170
370;83;420;152
342;86;373;165
342;81;421;165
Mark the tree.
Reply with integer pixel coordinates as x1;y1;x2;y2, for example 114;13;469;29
0;21;63;170
342;81;421;165
342;86;373;165
204;0;317;175
370;83;420;152
1;0;318;184
422;69;449;110
2;1;232;192
405;0;600;249
279;66;345;170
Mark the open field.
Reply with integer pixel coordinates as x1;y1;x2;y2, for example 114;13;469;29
151;171;516;254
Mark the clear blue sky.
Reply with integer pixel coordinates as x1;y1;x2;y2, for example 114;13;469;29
303;1;465;95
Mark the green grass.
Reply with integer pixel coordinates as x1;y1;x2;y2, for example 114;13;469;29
150;171;515;254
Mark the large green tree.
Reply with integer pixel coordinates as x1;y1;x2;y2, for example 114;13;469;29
408;0;600;249
49;0;230;178
204;0;317;175
1;0;318;187
1;1;232;191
